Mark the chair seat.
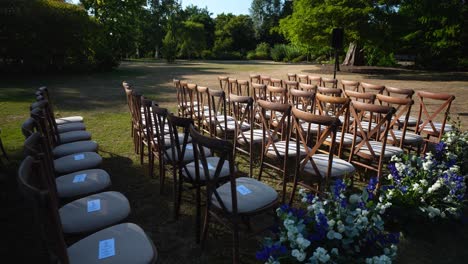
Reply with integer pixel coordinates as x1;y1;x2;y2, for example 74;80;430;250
59;191;131;234
54;152;102;175
212;177;278;214
53;140;98;158
164;144;211;162
359;121;385;132
326;132;361;146
56;169;111;198
57;122;86;133
67;222;157;264
182;157;231;182
398;115;420;127
421;122;453;133
300;122;320;133
392;130;423;144
220;120;251;131
204;115;235;123
237;129;276;144
59;130;92;144
163;133;192;146
55;116;83;125
303;154;355;178
359;141;403;158
266;141;306;157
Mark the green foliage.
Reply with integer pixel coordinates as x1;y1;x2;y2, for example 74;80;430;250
364;46;397;67
249;0;285;44
270;44;306;62
0;0;118;72
213;14;256;56
178;20;206;59
247;42;271;60
162;31;177;62
270;44;287;61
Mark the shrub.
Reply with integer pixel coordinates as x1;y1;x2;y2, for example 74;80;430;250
162;31;177;62
0;0;119;72
271;44;288;61
365;46;397;67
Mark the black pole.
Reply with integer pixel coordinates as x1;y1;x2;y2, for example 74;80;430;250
333;49;339;79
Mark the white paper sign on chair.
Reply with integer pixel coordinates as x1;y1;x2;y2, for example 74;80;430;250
74;154;85;161
236;185;252;196
98;238;115;259
87;199;101;213
73;173;87;183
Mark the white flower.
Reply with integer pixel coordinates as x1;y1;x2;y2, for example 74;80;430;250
292;249;307;262
296;236;311;250
311;247;330;263
349;194;361;204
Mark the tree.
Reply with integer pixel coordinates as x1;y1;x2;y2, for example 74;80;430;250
178;20;206;59
213;14;256;57
278;0;373;65
249;0;284;44
182;5;215;49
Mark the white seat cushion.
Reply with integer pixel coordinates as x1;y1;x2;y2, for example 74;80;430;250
359;141;403;158
182;157;231;181
164;144;211;162
163;133;191;146
54;152;102;175
266;141;306;157
56;169;111;198
326;132;361;146
212;177;278;213
59;191;130;234
421;122;453;133
52;140;98;158
303;154;355;178
237;129;276;144
398;115;420;127
67;223;157;264
57;122;86;133
392;130;423;144
220;120;251;131
59;130;92;144
359;121;385;132
55;116;83;125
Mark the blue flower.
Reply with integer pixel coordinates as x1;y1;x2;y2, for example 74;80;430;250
366;177;378;200
256;244;287;261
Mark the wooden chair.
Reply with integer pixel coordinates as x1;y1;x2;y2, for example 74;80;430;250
348;101;403;189
257;100;302;203
341;79;360;92
297;74;308;84
415;91;456;153
321;77;338;88
284;80;299;92
308;75;322;86
269;78;283;87
17;156;157;264
237;79;250;96
318;86;343;97
36;86;84;125
260;75;271;85
218;76;229;94
287;73;297;81
289;107;355;203
205;89;233;140
299;83;317;92
360;82;385;94
384;86;419;128
376;94;423;154
189;125;278;264
289;88;316;113
249;74;260;84
123;82;135;136
266;85;288;104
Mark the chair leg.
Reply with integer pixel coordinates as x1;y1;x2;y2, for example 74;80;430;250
159;157;166;194
139;140;144;165
195;185;201;244
200;204;210;249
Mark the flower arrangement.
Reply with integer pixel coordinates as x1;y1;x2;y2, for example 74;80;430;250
256;180;399;264
382;128;468;220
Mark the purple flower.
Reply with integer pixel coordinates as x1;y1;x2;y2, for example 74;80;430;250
366;177;378;200
256;244;287;261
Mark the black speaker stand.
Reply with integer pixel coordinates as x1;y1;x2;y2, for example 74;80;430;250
333;48;340;79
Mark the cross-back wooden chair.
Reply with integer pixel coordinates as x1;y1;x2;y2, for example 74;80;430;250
376;94;423;154
318;86;343;97
344;90;376;104
415;91;456;153
17;156;157;264
289;107;355;204
315;93;353;158
173;79;187;117
341;79;360;92
270;78;283;87
130;90;145;157
289;88;316;113
189;125;278;264
260;75;271;85
284;80;299;92
193;85;210;132
36;86;84;125
218;76;229;93
287;73;297;81
123;82;135;135
383;86;419;128
297;74;308;84
360;82;385;95
205;88;232;140
321;77;338;88
299;83;317;92
249;74;260;84
348;101;402;189
266;85;288;104
237;79;250;96
308;75;322;86
257;100;301;203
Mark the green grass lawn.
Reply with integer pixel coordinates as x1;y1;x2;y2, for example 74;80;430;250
1;61;467;263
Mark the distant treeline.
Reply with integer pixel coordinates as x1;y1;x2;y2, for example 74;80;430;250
1;0;467;72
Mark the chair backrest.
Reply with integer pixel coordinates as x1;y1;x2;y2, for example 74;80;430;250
252;83;267;102
207;88;228;139
260;75;271;85
173;79;186;116
376;94;414;148
237;80;250;96
308;75;322;86
415;91;455;141
30;100;61;146
341;80;360;92
297;74;308;84
291;107;341;188
284;80;299;91
189;125;237;215
321;77;338;88
344;90;376;104
130;90;144;134
249;74;260;84
269;78;283;88
17;155;69;264
317;86;342;97
151;104;171;160
287;73;296;81
266;85;287;104
360;82;385;94
289;88;316;113
141;98;157;148
123;82;134;113
218;76;229;94
298;83;317;92
167;114;194;169
384;86;414;99
257;100;292;152
229;94;254;172
228;78;238;94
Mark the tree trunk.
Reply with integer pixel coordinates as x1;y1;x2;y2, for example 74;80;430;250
154;46;159;59
342;42;365;66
